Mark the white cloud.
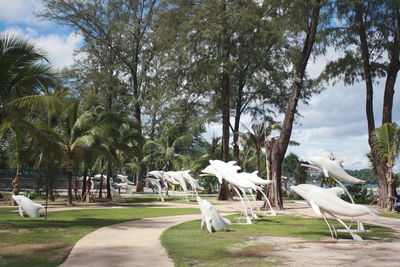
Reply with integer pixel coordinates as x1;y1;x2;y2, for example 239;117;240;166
0;0;46;25
2;27;83;70
34;32;83;70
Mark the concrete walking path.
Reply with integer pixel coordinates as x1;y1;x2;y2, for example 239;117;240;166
59;214;201;267
59;201;240;267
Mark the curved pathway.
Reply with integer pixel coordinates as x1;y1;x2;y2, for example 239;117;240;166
59;201;240;267
59;214;202;267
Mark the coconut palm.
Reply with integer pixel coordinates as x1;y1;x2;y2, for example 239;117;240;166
0;94;63;197
0;34;56;103
142;134;191;172
241;122;280;176
192;136;221;172
0;34;57;198
56;100;105;205
372;123;400;211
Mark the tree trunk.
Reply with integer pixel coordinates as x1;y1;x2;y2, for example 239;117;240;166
267;138;283;208
233;79;245;164
221;62;230;162
86;176;91;203
36;172;42;193
218;180;231;200
81;166;88;199
12;168;21;196
49;183;55;202
255;150;262;200
382;11;400;124
266;1;321;210
99;174;104;198
355;3;394;210
73;174;78;200
106;161;112;199
233;117;240;164
11;167;21;205
136;164;145;192
386;161;395;211
218;1;232;201
67;171;73;206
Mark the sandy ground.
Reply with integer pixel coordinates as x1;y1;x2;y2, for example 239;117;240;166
53;198;400;267
265;201;400;266
245;235;400;267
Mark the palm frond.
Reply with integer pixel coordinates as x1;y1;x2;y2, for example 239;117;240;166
372;123;399;161
10;94;65;114
143;140;165;154
125;162;142;173
71;135;96;150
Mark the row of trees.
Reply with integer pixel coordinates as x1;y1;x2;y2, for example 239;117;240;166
38;0;323;205
0;34;268;204
1;0;399;210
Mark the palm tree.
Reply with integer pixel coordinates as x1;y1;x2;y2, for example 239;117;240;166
372;123;400;211
56;100;102;205
242;122;280;176
0;34;56;103
239;143;256;172
143;133;192;172
192;136;221;172
0;34;57;198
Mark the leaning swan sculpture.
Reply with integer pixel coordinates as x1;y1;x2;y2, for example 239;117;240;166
197;196;231;233
12;195;43;218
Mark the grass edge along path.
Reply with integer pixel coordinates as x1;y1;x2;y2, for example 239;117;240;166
161;215;396;267
380;212;400;219
0;206;198;267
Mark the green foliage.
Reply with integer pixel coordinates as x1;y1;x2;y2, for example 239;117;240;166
0;34;57;104
294;161;308;185
320;0;399;84
341;185;370;204
22;191;39;200
345;169;378;184
282;153;299;178
372;123;400;163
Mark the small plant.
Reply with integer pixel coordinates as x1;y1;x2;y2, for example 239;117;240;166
341;185;369;204
22;191;39;200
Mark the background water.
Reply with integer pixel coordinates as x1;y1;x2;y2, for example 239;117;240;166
361;184;399;195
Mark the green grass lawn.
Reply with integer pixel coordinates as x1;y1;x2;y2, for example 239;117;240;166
380;212;400;219
0;206;198;267
161;215;396;267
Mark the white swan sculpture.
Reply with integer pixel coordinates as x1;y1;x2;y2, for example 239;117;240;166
197;196;231;233
12;195;43;218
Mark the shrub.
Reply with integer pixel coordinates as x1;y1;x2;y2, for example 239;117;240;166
22;191;39;200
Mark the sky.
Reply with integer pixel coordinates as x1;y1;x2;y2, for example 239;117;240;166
1;0;399;170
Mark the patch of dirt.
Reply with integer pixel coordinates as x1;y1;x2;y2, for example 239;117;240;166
241;235;400;266
235;244;278;258
0;243;51;255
